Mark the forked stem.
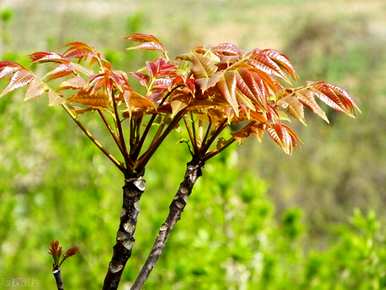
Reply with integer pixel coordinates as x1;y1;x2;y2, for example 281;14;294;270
130;159;203;290
130;121;234;289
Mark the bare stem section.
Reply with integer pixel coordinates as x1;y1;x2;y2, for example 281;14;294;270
52;268;64;290
103;175;146;290
130;160;203;290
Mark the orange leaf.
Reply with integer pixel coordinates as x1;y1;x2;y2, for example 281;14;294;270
217;71;238;116
126;33;166;53
25;79;46;101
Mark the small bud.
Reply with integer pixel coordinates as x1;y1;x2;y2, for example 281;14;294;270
48;240;62;258
64;246;79;258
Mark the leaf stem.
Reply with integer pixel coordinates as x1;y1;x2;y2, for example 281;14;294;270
132;85;182;159
183;117;197;154
52;267;64;290
62;105;125;172
204;137;235;161
200;119;227;154
137;109;186;168
97;109;126;156
111;90;131;169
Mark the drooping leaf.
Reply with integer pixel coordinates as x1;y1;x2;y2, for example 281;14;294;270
25;78;46;101
123;91;155;114
0;69;34;97
312;81;359;116
68;90;109;108
236;68;267;110
64;41;103;64
267;123;299;155
296;89;329;123
59;76;86;90
44;64;74;81
260;49;297;79
249;54;287;81
277;94;305;124
30;51;68;64
126;33;166;54
130;72;150;86
0;63;19;79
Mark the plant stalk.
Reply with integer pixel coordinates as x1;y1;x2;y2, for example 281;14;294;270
103;174;146;290
130;159;203;290
62;105;125;172
52;267;64;290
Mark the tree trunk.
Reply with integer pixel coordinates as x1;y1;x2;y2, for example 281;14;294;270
130;160;203;290
103;174;146;290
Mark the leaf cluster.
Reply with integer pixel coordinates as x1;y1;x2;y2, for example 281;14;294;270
0;33;359;171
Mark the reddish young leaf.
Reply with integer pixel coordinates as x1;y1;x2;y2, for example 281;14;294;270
30;52;68;64
123;90;155;114
260;49;297;79
126;33;166;54
68;90;109;108
211;43;242;63
0;69;35;97
277;94;305;124
0;62;20;79
146;58;176;78
267;123;299;154
217;71;238;115
296;89;329;123
130;72;150;86
44;64;74;81
59;76;86;90
64;246;80;258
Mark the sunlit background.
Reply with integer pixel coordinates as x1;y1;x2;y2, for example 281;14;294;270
0;1;385;289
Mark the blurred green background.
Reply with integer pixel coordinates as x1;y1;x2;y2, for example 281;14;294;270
0;0;385;289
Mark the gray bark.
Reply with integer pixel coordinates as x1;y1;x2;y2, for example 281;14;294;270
103;175;146;290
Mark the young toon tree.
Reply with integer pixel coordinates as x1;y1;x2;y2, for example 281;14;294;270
129;42;359;289
0;34;193;290
0;34;359;290
48;240;79;290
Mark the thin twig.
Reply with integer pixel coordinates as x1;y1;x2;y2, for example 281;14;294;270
183;117;197;153
111;90;131;169
204;137;235;161
137;109;186;168
202;117;212;146
190;112;198;150
62;105;125;172
52;268;64;290
135;115;143;146
97;109;125;155
149;121;166;148
200;119;228;154
132;85;182;159
129;117;136;152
